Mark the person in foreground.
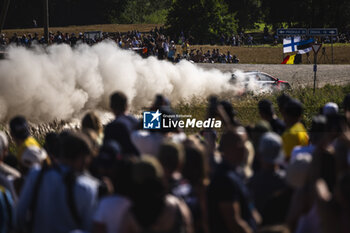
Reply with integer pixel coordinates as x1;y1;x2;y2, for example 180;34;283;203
16;131;99;233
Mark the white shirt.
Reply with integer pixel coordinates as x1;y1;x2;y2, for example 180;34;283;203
94;195;131;233
131;131;164;156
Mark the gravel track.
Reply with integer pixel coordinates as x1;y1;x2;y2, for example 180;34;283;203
197;64;350;88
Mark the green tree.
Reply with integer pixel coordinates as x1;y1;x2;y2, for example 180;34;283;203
260;0;350;31
166;0;237;43
224;0;261;31
119;0;171;23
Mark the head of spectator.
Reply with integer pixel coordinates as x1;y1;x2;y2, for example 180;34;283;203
218;100;239;127
95;140;121;178
157;141;184;183
184;139;209;182
59;131;94;172
9;116;30;145
277;93;292;115
258;132;284;168
130;156;166;228
219;128;247;167
258;99;276;121
322;102;339;116
248;120;271;150
282;98;303;127
309;115;327;146
82;111;103;135
151;94;170;111
325;114;348;143
110;91;128;117
43;132;60;164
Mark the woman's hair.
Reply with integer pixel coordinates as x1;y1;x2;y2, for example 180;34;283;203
183;144;208;186
130;156;166;228
81;111;102;134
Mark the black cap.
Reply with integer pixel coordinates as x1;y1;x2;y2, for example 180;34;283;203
284;99;303;118
219;100;236;122
9;116;30;140
258;99;274;116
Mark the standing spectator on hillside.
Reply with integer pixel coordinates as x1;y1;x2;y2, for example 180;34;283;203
247;35;253;47
16;131;100;233
226;51;233;63
167;41;176;62
232;54;239;63
156;36;164;60
182;40;190;57
281;99;309;161
163;38;169;59
70;33;77;46
0;34;7;48
231;34;236;46
208;129;260;233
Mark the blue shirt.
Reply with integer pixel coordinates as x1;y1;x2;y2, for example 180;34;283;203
16;165;99;233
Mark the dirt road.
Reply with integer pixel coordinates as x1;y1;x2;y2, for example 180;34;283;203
197;64;350;88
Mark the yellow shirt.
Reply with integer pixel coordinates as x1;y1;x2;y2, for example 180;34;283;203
16;136;41;160
17;136;52;166
282;122;309;160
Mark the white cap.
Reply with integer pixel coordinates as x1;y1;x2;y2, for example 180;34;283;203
323;102;338;116
286;153;312;188
21;146;47;168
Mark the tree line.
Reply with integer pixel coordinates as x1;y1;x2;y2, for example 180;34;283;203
1;0;349;42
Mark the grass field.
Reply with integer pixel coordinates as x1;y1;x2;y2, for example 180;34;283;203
3;24;350;64
174;84;350;135
189;45;350;64
1;83;349;152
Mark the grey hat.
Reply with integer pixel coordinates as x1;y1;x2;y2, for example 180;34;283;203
323;102;339;116
286;153;312;188
258;132;284;164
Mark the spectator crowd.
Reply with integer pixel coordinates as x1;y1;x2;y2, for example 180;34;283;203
0;27;242;64
1;26;350;63
1;89;350;233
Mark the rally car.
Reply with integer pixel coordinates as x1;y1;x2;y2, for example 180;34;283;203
230;71;291;93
